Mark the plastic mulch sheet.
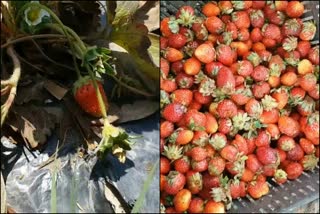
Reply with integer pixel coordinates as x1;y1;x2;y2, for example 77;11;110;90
2;113;159;213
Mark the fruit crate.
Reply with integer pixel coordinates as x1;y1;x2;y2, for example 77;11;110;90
160;1;319;213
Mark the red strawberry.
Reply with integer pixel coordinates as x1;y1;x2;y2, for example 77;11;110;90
230;180;246;199
272;88;289;110
216;44;234;66
287;143;304;161
262;23;281;41
216;66;236;91
174;156;191;174
237;60;253;77
160;58;170;78
194;43;215;64
304;112;319;145
232;11;250;29
202;2;220;17
160;36;168;50
204;201;225;214
168;33;187;49
205;16;225;34
246;154;263;173
237;28;250;41
194;90;212;105
217;99;237;119
164;48;184;62
269;11;286;26
220;144;239;162
176;5;195;28
274;169;287;184
171;89;193;106
160;120;174;138
191;158;208;172
208;156;226;176
205;61;223;77
225;22;238;40
285;162;303;180
231;86;252;106
176;129;194;145
162;103;186;123
73;76;108;117
308;84;319;100
204;112;218;134
188;197;204;213
277;135;296;152
218;118;232;134
189;146;207;161
184;109;206;131
160;17;179;37
161;78;177;93
282;18;303;37
249;9;265;28
161;157;171;175
251;65;269;82
232;134;249;155
308;46;319;65
252;81;270;99
164;171;186;195
173;189;192;212
247;181;269;199
184;57;201;76
298;59;314;75
250;27;263;42
297;41;311;58
256;146;279;165
255;130;271;147
241;168;255;182
192;17;209;41
252;1;266;9
286;1;304;18
192;130;209;146
299;138;315;155
186;171;203;194
275;0;288;11
176;72;194;89
218;1;234;14
266;124;280;140
278;116;300;137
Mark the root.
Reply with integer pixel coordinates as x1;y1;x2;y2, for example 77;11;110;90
1;45;21;127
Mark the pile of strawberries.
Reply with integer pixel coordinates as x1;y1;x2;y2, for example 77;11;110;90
160;1;319;213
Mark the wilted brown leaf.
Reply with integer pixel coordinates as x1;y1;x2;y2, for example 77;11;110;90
134;1;159;31
108;100;159;124
6;105;57;148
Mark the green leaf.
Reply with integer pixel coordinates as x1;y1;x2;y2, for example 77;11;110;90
110;23;159;81
148;33;160;67
108;1;140;27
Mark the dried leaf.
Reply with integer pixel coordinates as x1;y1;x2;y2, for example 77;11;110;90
44;79;68;100
6;105;57;148
134;1;159;31
108;100;159;124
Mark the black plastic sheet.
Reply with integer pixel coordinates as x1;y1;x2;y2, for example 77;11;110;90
2;113;159;213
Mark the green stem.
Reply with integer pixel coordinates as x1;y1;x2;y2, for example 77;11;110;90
1;34;66;48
